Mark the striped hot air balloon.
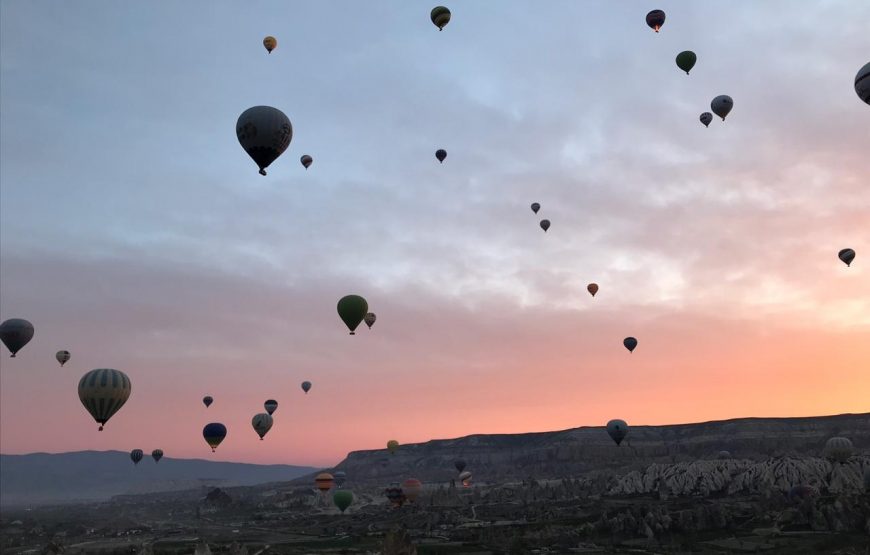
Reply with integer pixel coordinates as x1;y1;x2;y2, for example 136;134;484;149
385;483;406;507
151;449;163;463
824;437;853;463
315;472;335;493
78;369;132;431
130;449;143;465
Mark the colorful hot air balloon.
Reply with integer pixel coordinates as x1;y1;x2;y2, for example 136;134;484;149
252;413;274;440
435;149;447;163
337;295;369;335
855;62;870;105
458;470;472;487
78;369;132;431
264;399;278;415
623;337;638;353
385;483;406;507
300;154;313;169
130;449;143;465
263;36;277;53
454;459;466;473
56;350;71;366
236;106;292;176
334;470;347;488
711;95;733;121
430;6;451;31
364;312;377;329
315;472;335;492
151;449;163;463
606;419;629;446
203;396;213;408
402;478;423;503
675;51;697;74
540;219;550;232
387;440;399;454
587;283;598;297
301;381;312;394
700;112;713;127
823;437;853;463
839;248;855;267
333;490;353;513
203;423;227;452
531;202;540;214
646;10;665;32
0;318;34;357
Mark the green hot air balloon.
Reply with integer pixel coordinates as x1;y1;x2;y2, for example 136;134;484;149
431;6;451;31
337;295;368;335
333;490;353;513
676;51;696;74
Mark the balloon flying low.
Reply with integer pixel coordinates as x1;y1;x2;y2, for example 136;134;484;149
606;419;629;446
387;439;399;454
236;106;292;176
78;368;132;431
334;470;347;488
315;472;335;492
333;490;353;513
454;459;466;473
823;437;853;463
540;219;550;232
402;478;423;503
151;449;163;463
130;449;143;465
0;318;34;357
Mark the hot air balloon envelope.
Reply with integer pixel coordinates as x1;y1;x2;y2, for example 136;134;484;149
203;423;227;452
676;51;697;74
623;337;638;352
606;419;629;446
337;295;369;335
78;369;132;431
236;106;292;175
838;248;855;267
0;318;34;357
431;6;451;30
646;10;666;32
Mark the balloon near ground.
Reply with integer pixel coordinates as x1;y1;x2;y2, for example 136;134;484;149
402;478;423;503
0;318;34;357
459;470;472;487
333;490;353;513
838;248;855;267
675;51;696;74
203;423;227;452
623;337;638;353
385;483;405;507
823;437;853;462
334;470;347;488
700;112;713;127
251;413;274;440
315;472;335;492
646;10;665;32
236;106;292;176
855;62;870;105
263;36;277;53
387;439;399;454
56;350;70;366
130;449;143;465
454;459;466;473
78;368;132;431
151;449;163;463
337;295;369;335
430;6;451;31
711;95;734;120
606;419;629;446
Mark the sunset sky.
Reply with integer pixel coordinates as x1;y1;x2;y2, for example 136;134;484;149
1;1;868;468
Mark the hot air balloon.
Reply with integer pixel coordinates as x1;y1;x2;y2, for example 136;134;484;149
387;440;399;454
824;437;853;463
315;472;335;492
623;337;638;353
334;470;347;488
839;248;855;267
263;36;277;53
587;283;598;297
130;449;143;465
337;295;368;335
700;112;713;127
385;483;406;507
203;423;227;452
364;312;377;329
236;106;292;176
431;6;451;31
203;396;213;408
402;478;423;503
540;219;550;232
717;450;732;460
711;95;733;121
606;419;629;446
264;399;278;415
459;470;472;487
56;350;71;366
333;490;353;513
152;449;163;463
301;380;312;394
0;318;34;357
300;154;313;169
646;10;665;32
855;62;870;105
78;369;132;431
435;149;447;163
252;413;274;440
675;51;696;74
454;459;466;473
531;202;540;214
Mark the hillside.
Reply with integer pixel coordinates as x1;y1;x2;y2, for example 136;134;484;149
0;450;316;507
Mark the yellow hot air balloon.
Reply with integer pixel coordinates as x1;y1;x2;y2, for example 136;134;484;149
387;439;399;454
263;36;277;54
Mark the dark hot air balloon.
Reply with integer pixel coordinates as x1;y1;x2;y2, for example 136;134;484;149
646;10;665;32
623;337;638;353
300;154;313;169
711;95;733;121
431;6;451;31
56;350;71;366
203;423;227;452
675;51;697;74
838;248;855;267
700;112;713;127
78;369;131;431
263;36;277;53
337;295;369;335
236;106;292;175
333;490;353;513
0;318;34;357
152;449;163;463
435;149;447;163
203;396;213;408
264;399;278;415
606;419;629;446
130;449;143;465
301;380;312;393
540;219;550;232
531;202;540;214
587;283;598;297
